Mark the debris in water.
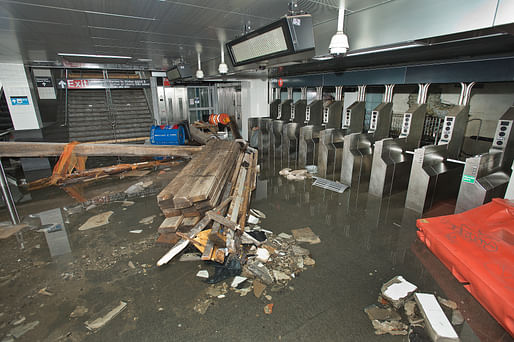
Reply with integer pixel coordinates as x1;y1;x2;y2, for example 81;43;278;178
193;299;212;315
303;257;315;266
129;230;143;234
139;215;156;225
451;310;464;326
5;321;39;339
196;270;209;279
250;208;266;219
437;296;458;310
124;181;153;195
415;293;459;342
85;204;97;211
364;304;401;321
264;303;274;315
179;253;201;262
371;320;408;336
381;276;417;308
85;301;127;332
128;261;136;269
38;287;54;296
11;316;26;326
78;211;113;231
272;270;291;282
121;201;135;207
246;261;274;285
253;280;266;298
278;168;291;176
70;306;88;318
291;245;310;256
256;248;270;263
231;276;247;288
291;227;321;244
247;214;260;224
277;232;292;240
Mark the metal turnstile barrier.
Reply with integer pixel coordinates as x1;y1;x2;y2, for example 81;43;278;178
368;138;412;198
404;144;464;213
455;105;514;213
318;100;366;179
297;89;326;167
271;97;293;161
341;101;394;188
283;94;308;168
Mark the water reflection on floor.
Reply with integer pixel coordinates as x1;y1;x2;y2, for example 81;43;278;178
0;158;509;341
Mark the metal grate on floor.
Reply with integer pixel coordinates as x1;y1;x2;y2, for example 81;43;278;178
312;177;349;193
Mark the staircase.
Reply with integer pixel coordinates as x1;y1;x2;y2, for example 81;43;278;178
67;88;153;142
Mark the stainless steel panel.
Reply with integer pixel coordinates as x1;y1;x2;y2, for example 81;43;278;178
404;144;464;213
490;105;514;169
368;102;393;141
436;105;469;159
259;118;273;158
368;138;412;198
324;100;344;128
317;128;345;180
455;152;510;213
248;117;261;148
282;122;301;168
398;103;427;150
298;125;323;168
340;133;373;188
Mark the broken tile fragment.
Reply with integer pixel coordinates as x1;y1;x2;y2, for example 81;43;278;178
381;276;417;308
78;211;113;231
291;227;321;244
85;301;127;332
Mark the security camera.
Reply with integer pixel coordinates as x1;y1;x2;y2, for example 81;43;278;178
329;31;349;55
196;69;204;79
218;63;228;74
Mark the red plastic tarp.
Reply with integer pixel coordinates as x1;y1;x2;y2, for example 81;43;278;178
417;198;514;337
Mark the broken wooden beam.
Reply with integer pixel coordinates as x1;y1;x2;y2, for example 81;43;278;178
0;142;203;158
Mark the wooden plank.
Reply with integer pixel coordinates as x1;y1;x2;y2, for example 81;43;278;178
0;224;27;239
238;151;256;230
189;124;217;145
155;233;181;246
162;208;182;218
0;142;202;158
206;211;238;231
157;216;184;233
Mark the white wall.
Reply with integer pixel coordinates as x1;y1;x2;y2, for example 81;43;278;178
241;78;269;140
0;63;41;130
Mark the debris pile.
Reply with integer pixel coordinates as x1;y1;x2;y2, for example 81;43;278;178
365;276;463;341
189;223;319;315
279;168;313;181
156;139;258;265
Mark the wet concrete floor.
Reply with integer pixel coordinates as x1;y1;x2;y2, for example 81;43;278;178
0;159;510;341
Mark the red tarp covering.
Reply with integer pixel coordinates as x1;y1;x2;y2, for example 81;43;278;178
417;198;514;337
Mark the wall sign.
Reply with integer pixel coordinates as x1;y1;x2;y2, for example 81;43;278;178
10;96;29;106
462;175;475;184
58;79;151;89
36;77;53;88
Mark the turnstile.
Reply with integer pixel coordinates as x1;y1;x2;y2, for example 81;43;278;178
270;99;281;120
455;106;514;213
369;84;430;198
271;97;293;161
340;87;395;188
283;89;308;167
318;100;366;179
298;87;327;168
404;144;464;213
436;105;470;159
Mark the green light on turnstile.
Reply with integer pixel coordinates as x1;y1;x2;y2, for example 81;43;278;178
462;175;476;184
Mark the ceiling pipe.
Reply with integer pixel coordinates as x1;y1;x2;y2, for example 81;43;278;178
329;0;349;55
218;43;228;74
196;51;204;79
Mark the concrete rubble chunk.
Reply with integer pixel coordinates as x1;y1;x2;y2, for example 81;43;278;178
364;304;401;321
78;211;113;231
371;320;408;336
291;227;321;244
256;248;270;263
304;257;315;266
291;245;310;256
437;296;458;310
139;215;155;225
7;320;39;339
451;310;464;326
247;261;274;285
381;276;417;308
414;293;460;342
85;301;127;332
196;270;209;279
277;232;292;240
272;270;291;282
253;280;266;298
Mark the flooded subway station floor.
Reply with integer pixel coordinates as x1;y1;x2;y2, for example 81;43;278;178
0;160;509;341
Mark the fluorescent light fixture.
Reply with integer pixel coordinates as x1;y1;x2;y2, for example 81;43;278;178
345;42;424;57
137;58;152;62
57;53;132;59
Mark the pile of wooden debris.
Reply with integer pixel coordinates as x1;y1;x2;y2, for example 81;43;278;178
156;139;258;266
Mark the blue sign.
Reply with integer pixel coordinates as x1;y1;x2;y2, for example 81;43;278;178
10;96;29;106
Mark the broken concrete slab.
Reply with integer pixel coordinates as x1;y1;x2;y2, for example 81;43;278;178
291;227;321;244
272;270;291;282
414;293;459;342
70;306;88;318
437;296;458;310
291;245;310;256
85;301;127;332
78;211;113;231
6;320;39;339
247;261;274;285
139;215;156;225
451;310;464;326
364;304;401;321
253;280;266;298
371;320;408;335
381;276;417;308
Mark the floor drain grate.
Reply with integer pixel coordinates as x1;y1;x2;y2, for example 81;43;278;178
312;177;349;193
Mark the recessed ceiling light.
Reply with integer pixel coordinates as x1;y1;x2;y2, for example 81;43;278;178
57;53;132;59
137;58;153;62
